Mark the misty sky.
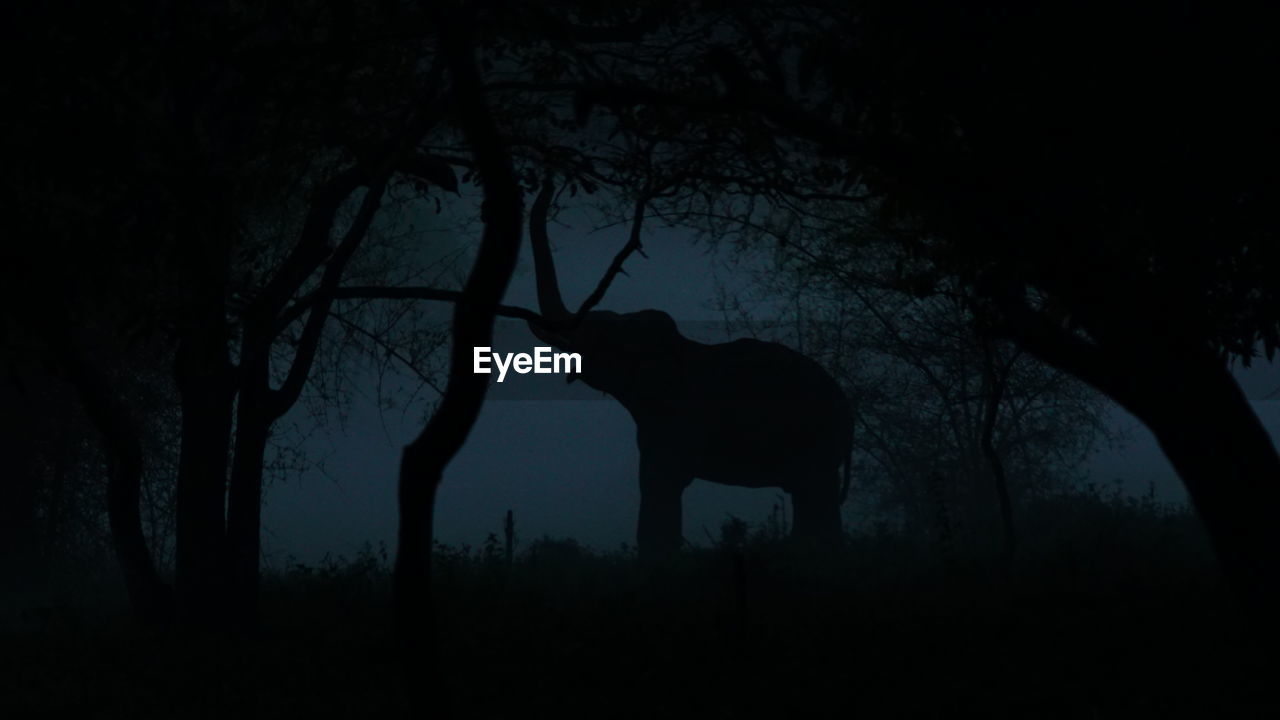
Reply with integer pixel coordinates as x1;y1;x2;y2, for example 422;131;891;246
259;216;1280;566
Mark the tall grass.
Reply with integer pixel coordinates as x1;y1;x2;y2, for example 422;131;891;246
5;484;1273;717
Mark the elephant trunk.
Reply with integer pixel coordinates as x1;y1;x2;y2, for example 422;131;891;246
529;175;570;321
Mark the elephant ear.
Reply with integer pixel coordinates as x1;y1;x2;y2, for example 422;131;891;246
628;340;690;397
611;311;679;351
616;310;688;392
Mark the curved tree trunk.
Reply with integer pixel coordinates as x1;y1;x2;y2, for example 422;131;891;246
225;352;271;630
223;162;392;631
1129;353;1280;617
174;319;236;629
59;342;173;625
1003;307;1280;619
980;341;1016;563
393;13;525;655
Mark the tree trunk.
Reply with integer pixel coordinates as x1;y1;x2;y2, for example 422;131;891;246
223;322;274;630
1126;351;1280;618
0;412;40;588
393;13;524;657
395;445;442;647
174;320;236;628
226;390;270;629
980;341;1016;563
503;509;516;566
1005;311;1280;619
104;413;174;624
58;343;172;624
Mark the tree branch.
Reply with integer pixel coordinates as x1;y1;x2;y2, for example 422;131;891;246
254;55;452;321
330;311;445;398
278;286;542;333
991;297;1132;410
267;176;391;419
254;166;369;317
574;190;651;320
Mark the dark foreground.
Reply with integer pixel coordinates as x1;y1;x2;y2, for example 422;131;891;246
3;490;1276;718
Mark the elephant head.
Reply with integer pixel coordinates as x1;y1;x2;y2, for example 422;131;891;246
537;308;687;400
525;179;686;403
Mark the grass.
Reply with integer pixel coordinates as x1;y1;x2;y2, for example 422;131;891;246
2;486;1274;718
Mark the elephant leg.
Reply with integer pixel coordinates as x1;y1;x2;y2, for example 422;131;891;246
637;452;689;561
790;471;843;544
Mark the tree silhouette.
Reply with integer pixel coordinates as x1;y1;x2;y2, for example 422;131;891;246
392;8;524;664
6;0;468;627
549;0;1280;614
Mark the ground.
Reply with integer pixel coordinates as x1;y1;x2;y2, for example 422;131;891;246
3;490;1275;718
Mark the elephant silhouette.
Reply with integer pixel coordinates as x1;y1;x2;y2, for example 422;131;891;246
525;182;854;559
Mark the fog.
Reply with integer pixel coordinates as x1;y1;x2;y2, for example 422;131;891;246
262;225;1280;565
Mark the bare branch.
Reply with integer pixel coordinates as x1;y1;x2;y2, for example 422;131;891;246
254;166;368;317
268;176;391;419
574;190;651;320
330;311;445;398
278;286;543;334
